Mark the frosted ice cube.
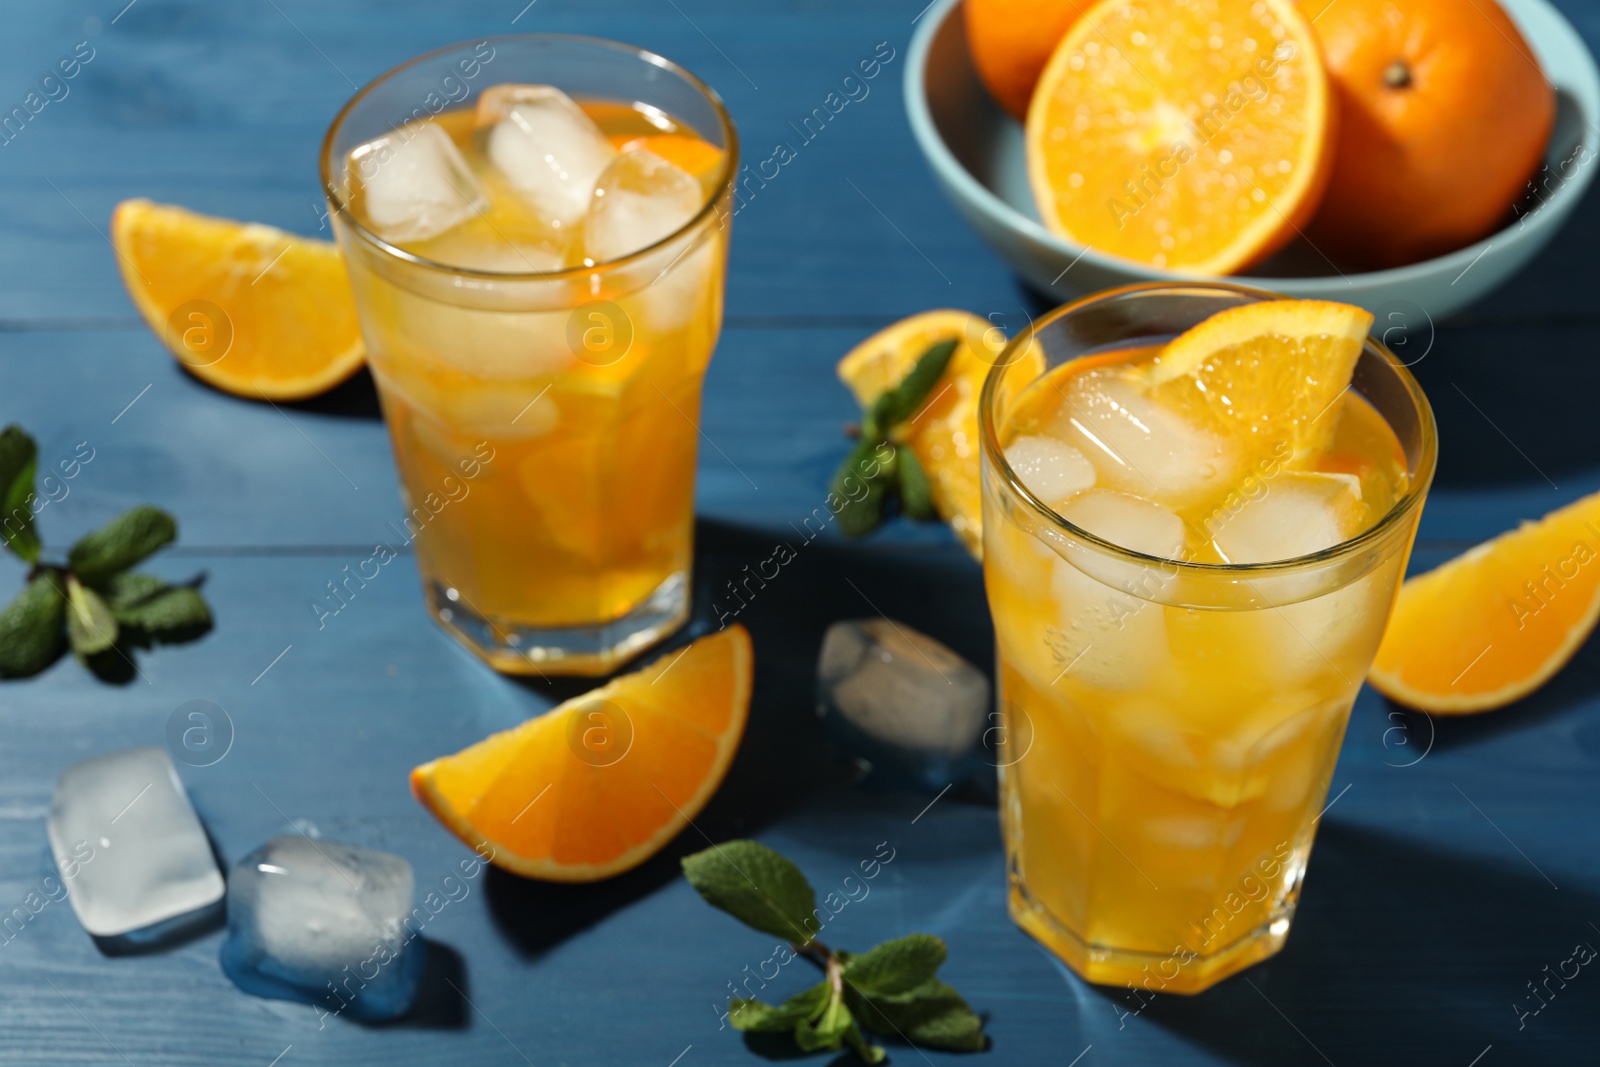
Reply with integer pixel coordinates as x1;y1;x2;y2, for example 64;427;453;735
47;746;224;939
482;85;617;231
220;835;423;1021
411;226;565;273
383;297;575;384
1209;471;1364;564
1055;368;1238;510
630;235;721;337
1057;487;1185;583
817;618;990;791
1003;434;1097;504
1042;489;1184;690
1209;473;1380;678
582;149;704;263
348;122;487;243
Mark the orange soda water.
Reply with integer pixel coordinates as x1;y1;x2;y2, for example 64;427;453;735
984;343;1411;993
337;93;728;675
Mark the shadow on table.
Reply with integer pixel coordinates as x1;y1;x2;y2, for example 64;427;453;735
1112;822;1600;1066
486;517;990;957
382;940;469;1031
1377;644;1600;762
283;366;384;420
1410;327;1600;491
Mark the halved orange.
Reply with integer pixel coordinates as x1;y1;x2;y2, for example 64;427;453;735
837;310;1044;559
1147;299;1373;463
411;625;753;881
113;199;365;401
1025;0;1334;273
1370;492;1600;714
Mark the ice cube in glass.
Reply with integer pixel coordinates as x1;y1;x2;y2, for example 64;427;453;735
347;121;487;243
1054;367;1239;510
480;84;617;231
581;148;704;263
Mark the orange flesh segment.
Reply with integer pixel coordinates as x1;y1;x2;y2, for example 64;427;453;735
1370;491;1600;714
1147;299;1373;464
112;199;365;401
611;133;725;178
1025;0;1332;273
411;626;752;880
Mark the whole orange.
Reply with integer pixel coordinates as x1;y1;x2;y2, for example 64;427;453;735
964;0;1082;120
1308;0;1553;268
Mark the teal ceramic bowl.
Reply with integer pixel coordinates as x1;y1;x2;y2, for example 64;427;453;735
905;0;1599;320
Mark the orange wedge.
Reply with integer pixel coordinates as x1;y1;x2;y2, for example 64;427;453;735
113;199;365;401
411;626;753;881
1147;299;1373;464
1025;0;1334;273
1370;492;1600;714
838;311;1043;559
612;133;725;179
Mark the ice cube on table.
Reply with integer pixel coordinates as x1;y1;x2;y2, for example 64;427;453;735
481;85;617;231
817;619;991;792
47;746;224;940
1054;368;1238;511
1209;471;1364;565
582;149;704;263
1003;434;1097;505
348;121;487;244
220;835;424;1022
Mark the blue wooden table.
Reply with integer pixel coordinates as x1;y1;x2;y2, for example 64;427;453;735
4;1;1600;1063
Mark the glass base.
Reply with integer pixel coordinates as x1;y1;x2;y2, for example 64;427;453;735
426;571;689;677
1007;881;1295;995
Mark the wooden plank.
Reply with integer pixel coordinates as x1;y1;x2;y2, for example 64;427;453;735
0;0;1595;323
2;318;1595;552
1;0;1598;1062
0;547;1596;1063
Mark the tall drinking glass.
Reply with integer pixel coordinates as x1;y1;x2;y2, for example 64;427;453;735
979;283;1435;993
321;36;737;675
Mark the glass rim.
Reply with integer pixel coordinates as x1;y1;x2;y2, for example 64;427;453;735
317;32;740;281
978;280;1439;577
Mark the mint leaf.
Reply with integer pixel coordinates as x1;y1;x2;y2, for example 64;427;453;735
848;979;986;1052
843;1026;888;1065
103;573;211;638
842;933;946;996
68;506;177;586
0;572;66;677
832;439;894;538
682;840;818;944
869;338;958;433
729;982;828;1034
65;576;118;658
101;571;166;611
0;426;40;563
895;445;935;521
793;988;852;1053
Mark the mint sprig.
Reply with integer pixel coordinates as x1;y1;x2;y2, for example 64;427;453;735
832;338;959;538
0;425;212;681
684;840;986;1062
